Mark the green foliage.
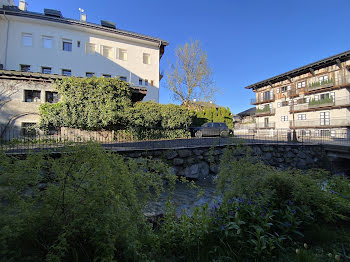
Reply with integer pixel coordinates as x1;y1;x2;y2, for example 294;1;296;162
256;104;271;113
39;77;132;130
192;106;233;129
125;101;193;130
308;78;334;89
0;144;176;261
309;97;334;106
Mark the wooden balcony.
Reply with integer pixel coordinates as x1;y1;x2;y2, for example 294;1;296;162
251;97;275;105
306;74;350;94
255;108;276;117
290;118;350;129
291;96;350;113
256;122;275;129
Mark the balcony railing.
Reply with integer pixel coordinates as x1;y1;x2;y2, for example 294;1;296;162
291;95;350;112
256;122;275;129
290;118;350;128
234;123;257;130
255;108;276;116
251;95;274;105
306;74;350;93
287;88;302;97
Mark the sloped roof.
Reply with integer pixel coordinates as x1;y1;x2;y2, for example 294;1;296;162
0;7;169;46
245;49;350;90
237;107;256;117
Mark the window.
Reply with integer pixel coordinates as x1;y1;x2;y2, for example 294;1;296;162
320;112;330;126
62;40;72;52
118;49;127;61
277;102;281;108
77;41;81;48
22;33;32;47
139;78;143;85
143;53;150;64
62;69;71;76
102;45;113;58
281;86;287;93
21;123;37;137
24;90;41;102
298;114;306;120
276;88;280;94
86;72;95;78
315;130;320;136
86;43;97;54
20;64;31;72
320;129;330;137
119;76;127;81
319;75;328;82
281;116;288;122
46;91;59;103
41;67;52;74
320;93;330;100
42;36;53;49
145;79;148;86
297;81;306;88
103;74;111;78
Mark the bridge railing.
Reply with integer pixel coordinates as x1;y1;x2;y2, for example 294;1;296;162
1;125;350;154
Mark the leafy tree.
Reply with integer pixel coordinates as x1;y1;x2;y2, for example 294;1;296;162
192;106;233;129
166;40;218;107
39;77;132;130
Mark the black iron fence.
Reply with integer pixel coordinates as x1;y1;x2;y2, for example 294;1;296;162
1;125;349;154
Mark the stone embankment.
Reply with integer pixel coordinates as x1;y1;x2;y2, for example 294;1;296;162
120;144;327;180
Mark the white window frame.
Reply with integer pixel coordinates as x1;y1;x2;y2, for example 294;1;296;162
277;102;281;108
62;39;72;52
86;43;97;55
101;45;113;58
143;53;151;64
298;114;306;120
42;36;53;49
280;116;288;122
22;33;33;47
118;48;127;61
297;81;306;88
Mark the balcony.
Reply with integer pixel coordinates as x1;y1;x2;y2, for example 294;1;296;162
290;118;350;129
255;107;276;117
251;96;275;105
291;96;350;113
287;88;302;97
256;122;275;129
306;74;350;94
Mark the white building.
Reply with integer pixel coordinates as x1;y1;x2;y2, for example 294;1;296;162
0;0;168;102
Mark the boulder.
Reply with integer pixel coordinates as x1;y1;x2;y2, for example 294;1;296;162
166;150;178;160
173;158;184;166
178;149;192;158
183;162;209;179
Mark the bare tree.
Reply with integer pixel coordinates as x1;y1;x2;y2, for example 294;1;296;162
166;40;218;107
0;79;21;110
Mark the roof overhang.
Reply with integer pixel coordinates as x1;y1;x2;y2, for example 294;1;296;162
0;8;169;47
0;70;147;102
245;49;350;90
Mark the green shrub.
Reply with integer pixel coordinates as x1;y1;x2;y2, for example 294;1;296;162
0;144;176;261
192;106;233;129
39;77;132;130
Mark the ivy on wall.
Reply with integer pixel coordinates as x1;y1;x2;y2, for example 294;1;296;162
191;107;233;129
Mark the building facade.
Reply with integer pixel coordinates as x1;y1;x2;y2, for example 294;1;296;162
0;0;168;103
246;50;350;139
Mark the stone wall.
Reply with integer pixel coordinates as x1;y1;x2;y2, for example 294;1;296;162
119;144;328;181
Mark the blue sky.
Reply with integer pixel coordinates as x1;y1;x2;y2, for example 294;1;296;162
19;0;350;114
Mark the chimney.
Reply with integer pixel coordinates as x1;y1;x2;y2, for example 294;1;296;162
79;8;86;22
80;13;86;22
19;0;27;11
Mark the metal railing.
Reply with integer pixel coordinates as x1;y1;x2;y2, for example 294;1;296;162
292;95;350;112
256;122;275;129
290;118;350;128
255;108;276;116
250;95;275;105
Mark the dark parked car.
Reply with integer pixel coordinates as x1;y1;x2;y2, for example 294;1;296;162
190;122;230;138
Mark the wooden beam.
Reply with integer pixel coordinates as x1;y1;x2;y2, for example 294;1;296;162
336;59;342;69
309;68;315;76
287;76;293;83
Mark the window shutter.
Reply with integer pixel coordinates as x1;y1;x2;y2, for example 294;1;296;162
287;85;291;90
277;88;280;94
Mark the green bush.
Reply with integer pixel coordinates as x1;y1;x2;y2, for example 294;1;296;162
191;106;233;129
309;97;333;106
39;77;132;130
0;144;176;261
